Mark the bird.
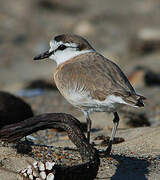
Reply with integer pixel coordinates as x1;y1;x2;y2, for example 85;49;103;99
33;34;146;154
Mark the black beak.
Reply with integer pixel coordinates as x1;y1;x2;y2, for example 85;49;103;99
33;50;53;60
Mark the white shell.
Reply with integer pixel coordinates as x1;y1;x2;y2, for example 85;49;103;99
38;162;45;171
29;174;33;180
45;162;53;170
33;161;38;169
47;173;55;180
33;170;39;177
23;173;27;177
40;171;46;179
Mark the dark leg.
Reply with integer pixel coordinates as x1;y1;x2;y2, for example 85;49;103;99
83;111;92;143
105;112;119;155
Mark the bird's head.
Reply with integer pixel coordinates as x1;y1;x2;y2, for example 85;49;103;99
34;34;95;65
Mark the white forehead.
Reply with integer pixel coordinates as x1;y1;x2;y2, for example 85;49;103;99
49;40;78;50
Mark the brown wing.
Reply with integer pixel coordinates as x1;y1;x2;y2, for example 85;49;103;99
54;52;136;101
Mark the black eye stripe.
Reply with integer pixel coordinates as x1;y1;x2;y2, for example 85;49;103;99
57;44;77;51
58;44;67;50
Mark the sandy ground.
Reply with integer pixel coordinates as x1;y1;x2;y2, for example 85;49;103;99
0;126;160;180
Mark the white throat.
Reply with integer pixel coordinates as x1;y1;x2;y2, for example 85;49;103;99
49;40;95;66
52;49;94;66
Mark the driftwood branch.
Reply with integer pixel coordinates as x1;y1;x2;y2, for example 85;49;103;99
0;113;80;142
0;113;100;180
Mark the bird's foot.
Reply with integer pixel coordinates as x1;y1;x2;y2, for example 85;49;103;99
98;144;112;157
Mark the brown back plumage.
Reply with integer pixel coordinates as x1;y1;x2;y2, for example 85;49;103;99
54;52;145;106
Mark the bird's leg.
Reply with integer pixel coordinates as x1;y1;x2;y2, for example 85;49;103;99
83;111;92;143
105;112;119;155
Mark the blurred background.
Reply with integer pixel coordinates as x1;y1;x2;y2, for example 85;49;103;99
0;0;160;142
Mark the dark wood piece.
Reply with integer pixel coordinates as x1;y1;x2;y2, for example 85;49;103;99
0;113;100;180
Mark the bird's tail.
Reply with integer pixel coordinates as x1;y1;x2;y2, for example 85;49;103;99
123;93;146;107
135;95;146;107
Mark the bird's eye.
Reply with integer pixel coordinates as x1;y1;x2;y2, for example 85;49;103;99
58;44;67;50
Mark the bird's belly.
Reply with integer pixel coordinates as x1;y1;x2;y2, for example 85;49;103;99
59;88;125;113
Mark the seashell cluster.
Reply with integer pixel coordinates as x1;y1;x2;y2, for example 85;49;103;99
18;161;56;180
